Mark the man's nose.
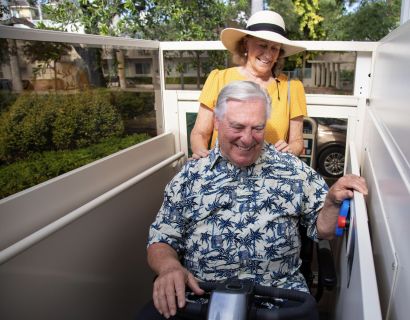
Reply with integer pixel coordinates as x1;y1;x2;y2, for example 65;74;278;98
240;128;253;145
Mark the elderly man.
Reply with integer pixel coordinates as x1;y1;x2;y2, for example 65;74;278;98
140;81;367;319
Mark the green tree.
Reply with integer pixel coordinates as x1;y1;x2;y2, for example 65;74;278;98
267;0;325;40
42;1;248;87
324;0;401;40
23;41;72;90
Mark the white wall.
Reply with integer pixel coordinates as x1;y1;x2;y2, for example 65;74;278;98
361;20;410;320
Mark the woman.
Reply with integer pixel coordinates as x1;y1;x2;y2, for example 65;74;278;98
190;10;307;158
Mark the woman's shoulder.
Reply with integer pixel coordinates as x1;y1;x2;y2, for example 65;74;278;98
277;73;303;84
277;73;305;92
207;67;239;79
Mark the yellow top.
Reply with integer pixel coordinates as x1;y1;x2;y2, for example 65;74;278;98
199;67;307;147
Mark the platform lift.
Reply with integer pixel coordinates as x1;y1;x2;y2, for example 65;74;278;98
1;15;410;320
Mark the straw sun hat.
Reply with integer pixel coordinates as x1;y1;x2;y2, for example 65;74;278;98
220;11;305;58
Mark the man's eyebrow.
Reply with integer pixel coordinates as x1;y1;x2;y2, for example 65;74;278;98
229;121;244;127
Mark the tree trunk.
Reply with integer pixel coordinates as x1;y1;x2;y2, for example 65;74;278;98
116;49;127;89
74;46;106;88
8;39;23;92
53;60;58;90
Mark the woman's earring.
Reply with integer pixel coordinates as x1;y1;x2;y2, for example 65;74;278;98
244;51;248;57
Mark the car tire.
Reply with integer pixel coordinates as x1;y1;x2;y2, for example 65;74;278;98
317;146;345;178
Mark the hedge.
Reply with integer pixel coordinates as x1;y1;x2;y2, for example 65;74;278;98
0;133;150;199
0;90;18;115
0;90;124;163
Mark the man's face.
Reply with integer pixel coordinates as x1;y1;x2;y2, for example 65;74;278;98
215;98;266;168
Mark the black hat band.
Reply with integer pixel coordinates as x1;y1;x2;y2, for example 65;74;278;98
246;23;287;38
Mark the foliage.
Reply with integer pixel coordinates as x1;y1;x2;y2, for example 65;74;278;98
323;0;401;41
0;39;10;65
42;0;140;35
294;0;325;39
0;91;124;162
108;90;154;119
43;0;248;39
267;0;400;41
23;40;72;83
267;0;325;40
0;133;150;199
0;3;9;20
0;91;18;115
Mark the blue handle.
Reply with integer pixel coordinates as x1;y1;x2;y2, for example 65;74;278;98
335;199;350;237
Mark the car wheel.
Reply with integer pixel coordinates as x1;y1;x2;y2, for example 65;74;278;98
317;146;345;177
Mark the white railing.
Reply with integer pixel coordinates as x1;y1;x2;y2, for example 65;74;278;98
0;151;184;265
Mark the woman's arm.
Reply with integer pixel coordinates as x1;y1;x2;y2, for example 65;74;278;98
287;115;304;156
275;115;304;156
190;104;215;159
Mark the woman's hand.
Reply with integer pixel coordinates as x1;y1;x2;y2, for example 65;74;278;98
275;139;293;154
190;148;210;160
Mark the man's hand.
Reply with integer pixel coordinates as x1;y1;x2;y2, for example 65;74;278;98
152;265;204;318
317;174;368;239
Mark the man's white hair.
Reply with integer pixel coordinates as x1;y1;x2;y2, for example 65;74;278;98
214;81;271;120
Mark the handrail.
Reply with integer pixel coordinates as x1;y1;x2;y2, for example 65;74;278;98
0;151;185;265
0;25;159;48
159;40;378;52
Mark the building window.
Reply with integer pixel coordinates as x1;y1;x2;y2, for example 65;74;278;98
135;63;151;75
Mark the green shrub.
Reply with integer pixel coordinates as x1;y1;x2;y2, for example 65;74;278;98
0;133;150;199
0;90;18;115
52;91;123;149
0;91;124;162
0;94;57;161
108;91;154;120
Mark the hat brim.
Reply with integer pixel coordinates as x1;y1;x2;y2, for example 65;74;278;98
220;28;305;58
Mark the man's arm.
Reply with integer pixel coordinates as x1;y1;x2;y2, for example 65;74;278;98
147;242;204;319
316;174;368;239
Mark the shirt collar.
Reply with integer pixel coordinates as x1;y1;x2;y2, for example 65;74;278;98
209;143;223;169
208;142;274;170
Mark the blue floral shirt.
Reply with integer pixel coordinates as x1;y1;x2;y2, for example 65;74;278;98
148;143;328;292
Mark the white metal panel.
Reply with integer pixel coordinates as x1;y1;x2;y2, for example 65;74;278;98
363;22;410;320
0;133;176;251
362;111;410;320
0;134;182;319
0;166;176;320
370;21;410;172
176;90;360;106
163;91;184;153
362;133;398;319
306;105;357;118
335;142;382;320
0;152;184;265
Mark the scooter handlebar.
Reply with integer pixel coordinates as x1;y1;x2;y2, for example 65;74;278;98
181;280;318;320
